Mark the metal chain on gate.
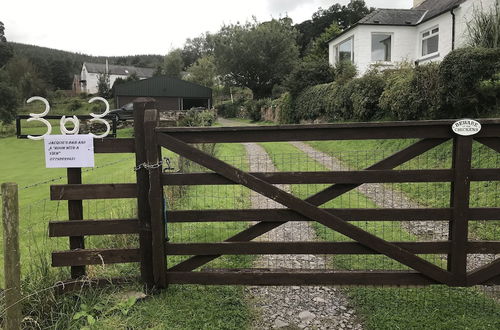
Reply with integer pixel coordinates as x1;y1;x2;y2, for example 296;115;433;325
134;157;175;172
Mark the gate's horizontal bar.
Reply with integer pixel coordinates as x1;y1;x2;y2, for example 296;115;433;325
49;219;140;237
51;183;137;200
95;138;135;153
52;248;141;267
166;241;451;255
167;269;441;286
156;120;500;142
470;169;500;181
168;208;500;222
163;170;455;185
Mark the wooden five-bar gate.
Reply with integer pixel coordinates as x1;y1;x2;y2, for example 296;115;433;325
49;99;500;290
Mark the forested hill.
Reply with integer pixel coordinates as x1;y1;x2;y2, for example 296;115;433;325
9;42;163;89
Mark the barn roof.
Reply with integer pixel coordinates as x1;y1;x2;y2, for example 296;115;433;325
114;75;212;98
84;62;155;77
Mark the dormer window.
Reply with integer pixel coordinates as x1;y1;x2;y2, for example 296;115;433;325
422;27;439;56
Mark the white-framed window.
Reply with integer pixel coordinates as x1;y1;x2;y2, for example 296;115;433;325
335;37;354;63
421;27;439;56
371;33;392;62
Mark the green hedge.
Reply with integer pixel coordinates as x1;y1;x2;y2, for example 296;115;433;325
278;47;500;124
439;47;500;118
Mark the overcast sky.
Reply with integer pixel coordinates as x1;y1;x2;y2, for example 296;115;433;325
3;0;413;56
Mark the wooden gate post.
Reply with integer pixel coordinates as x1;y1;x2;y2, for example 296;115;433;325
144;109;167;289
134;98;157;289
2;182;22;330
448;135;473;286
67;168;85;279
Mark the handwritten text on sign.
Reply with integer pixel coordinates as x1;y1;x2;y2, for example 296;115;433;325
44;135;95;168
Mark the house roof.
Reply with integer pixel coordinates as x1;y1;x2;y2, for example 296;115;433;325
114;75;212;98
328;0;467;44
358;9;427;25
84;62;155;77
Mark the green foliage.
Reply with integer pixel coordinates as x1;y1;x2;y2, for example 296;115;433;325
307;23;342;59
0;79;19;123
163;48;184;79
214;18;299;99
380;64;441;120
216;99;244;118
97;73;111;98
349;70;386;120
5;56;47;99
294;83;337;121
285;55;335;96
333;60;357;83
439;47;500;118
0;21;6;42
467;2;500;48
185;55;217;88
68;98;82;111
244;98;271;122
295;0;372;54
0;42;13;67
276;92;296;124
178;109;217;127
181;33;215;68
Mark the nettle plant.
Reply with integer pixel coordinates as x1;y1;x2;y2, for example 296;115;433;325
26;96;111;140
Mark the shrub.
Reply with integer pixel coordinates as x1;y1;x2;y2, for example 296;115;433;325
284;55;335;96
276;92;295;124
349;70;386;120
333;60;357;83
68;98;82;111
467;2;500;48
294;83;336;121
439;47;500;118
380;63;441;120
244;98;271;122
178;109;217;127
215;100;243;118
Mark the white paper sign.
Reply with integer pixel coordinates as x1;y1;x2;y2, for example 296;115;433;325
44;135;95;168
452;119;482;136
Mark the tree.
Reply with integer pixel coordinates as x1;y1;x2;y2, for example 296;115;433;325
295;0;372;53
0;21;6;42
307;23;342;59
0;43;13;68
186;55;217;89
284;55;335;96
49;59;73;90
0;78;18;124
213;18;299;99
97;73;111;98
182;33;215;68
5;56;47;99
163;49;184;79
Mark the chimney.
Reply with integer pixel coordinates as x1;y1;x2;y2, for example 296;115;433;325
105;59;109;75
413;0;426;8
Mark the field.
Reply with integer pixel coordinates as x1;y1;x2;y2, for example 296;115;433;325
1;118;499;329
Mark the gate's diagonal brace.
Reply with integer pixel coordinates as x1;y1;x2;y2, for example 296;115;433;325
169;138;448;273
467;258;500;286
476;137;500;154
160;133;452;285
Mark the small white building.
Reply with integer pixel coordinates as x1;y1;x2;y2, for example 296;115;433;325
80;62;154;94
328;0;498;75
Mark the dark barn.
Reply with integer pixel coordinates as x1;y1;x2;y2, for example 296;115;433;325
114;76;212;111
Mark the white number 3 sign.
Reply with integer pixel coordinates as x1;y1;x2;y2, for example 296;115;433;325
26;96;112;140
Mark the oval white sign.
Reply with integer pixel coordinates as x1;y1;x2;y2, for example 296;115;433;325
452;119;482;136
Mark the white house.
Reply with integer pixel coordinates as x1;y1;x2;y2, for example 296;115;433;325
80;61;155;94
328;0;498;75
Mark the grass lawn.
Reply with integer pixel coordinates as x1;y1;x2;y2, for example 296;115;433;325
261;141;500;330
1;131;256;329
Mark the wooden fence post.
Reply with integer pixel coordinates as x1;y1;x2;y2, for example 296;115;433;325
134;98;157;289
448;136;472;286
67;168;85;279
2;182;22;330
144;109;167;289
